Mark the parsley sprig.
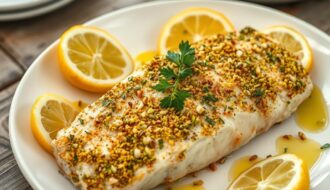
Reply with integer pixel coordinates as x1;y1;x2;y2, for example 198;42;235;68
152;41;195;111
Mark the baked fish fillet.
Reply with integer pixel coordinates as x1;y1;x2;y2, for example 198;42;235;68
52;27;313;190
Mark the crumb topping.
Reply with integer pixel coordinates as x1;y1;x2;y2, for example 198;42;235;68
54;27;309;189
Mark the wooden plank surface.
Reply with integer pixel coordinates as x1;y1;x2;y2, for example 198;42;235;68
0;0;328;69
0;0;151;69
0;83;32;190
0;51;22;90
0;0;328;189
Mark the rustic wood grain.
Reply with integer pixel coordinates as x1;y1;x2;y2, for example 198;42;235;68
0;51;22;91
0;0;328;70
0;0;329;189
0;83;32;190
270;0;330;34
0;0;330;68
0;0;151;70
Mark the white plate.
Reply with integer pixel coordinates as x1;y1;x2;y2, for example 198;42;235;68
0;0;72;21
0;0;50;12
9;1;330;190
246;0;302;4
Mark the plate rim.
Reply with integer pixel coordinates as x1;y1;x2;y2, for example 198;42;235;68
8;0;330;189
0;0;73;21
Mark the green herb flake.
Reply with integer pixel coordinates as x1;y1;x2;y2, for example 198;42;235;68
266;52;278;63
69;134;74;141
203;87;209;93
158;139;164;149
321;143;330;150
253;88;264;97
73;154;78;162
203;93;218;103
205;116;215;126
102;99;113;107
219;117;225;124
284;147;288;153
78;118;84;125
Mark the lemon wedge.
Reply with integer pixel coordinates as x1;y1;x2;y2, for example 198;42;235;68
158;7;235;54
58;25;134;93
263;25;313;72
227;154;310;190
30;94;80;153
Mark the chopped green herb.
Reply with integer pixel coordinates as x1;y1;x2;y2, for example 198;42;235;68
266;52;278;63
102;99;113;107
127;76;134;82
73;154;78;162
202;93;218;103
219;117;225;124
321;143;330;150
203;87;209;93
158;139;164;149
78;118;84;125
85;131;90;135
294;80;305;90
69;134;74;141
284;147;288;153
121;93;126;99
198;60;215;69
205;116;215;126
253;88;264;97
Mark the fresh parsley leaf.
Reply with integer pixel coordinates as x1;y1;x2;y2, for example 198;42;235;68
152;79;172;92
179;68;193;80
205;116;215;126
160;67;176;79
179;41;195;66
160;96;172;109
155;41;195;111
166;51;180;65
172;91;190;111
219;117;225;124
321;143;330;150
160;90;190;111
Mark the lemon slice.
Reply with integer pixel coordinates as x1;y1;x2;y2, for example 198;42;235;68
263;25;313;72
227;154;310;190
134;50;158;70
158;7;235;54
30;94;80;153
58;25;134;93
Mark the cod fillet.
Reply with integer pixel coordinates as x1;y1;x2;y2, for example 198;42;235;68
53;27;313;190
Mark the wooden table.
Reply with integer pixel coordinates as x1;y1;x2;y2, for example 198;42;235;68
0;0;329;189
